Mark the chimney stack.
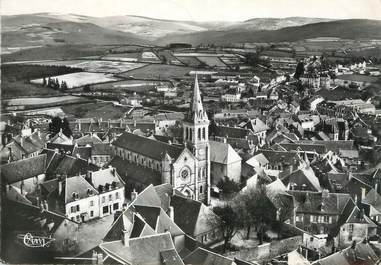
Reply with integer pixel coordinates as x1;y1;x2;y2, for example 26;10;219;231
122;229;131;246
131;189;138;201
168;206;174;221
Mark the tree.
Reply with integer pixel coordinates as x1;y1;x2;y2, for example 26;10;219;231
217;176;241;197
83;84;91;92
42;77;47;87
294;61;305;80
48;116;72;138
244;186;276;245
212;204;243;252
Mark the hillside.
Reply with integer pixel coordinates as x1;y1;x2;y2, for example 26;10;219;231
156;19;381;45
1;14;149;47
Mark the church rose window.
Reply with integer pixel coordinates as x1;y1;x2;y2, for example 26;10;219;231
180;168;190;180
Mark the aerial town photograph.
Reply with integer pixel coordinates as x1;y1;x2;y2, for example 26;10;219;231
1;0;381;264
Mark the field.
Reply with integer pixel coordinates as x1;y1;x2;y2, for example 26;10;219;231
197;56;227;68
100;53;140;62
62;101;129;119
85;80;172;93
1;80;64;99
22;60;147;73
2;44;119;63
30;72;120;88
176;56;203;67
118;64;194;80
3;95;84;106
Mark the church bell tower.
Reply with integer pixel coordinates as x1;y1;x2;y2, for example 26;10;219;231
183;75;211;204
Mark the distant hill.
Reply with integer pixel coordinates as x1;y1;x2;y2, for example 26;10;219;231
2;13;381;48
1;13;149;47
156;19;381;45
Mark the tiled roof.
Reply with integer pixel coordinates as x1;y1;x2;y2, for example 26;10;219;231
211;124;252;139
1;154;47;184
131;184;164;208
112;132;184;161
297;140;354;153
170;195;202;236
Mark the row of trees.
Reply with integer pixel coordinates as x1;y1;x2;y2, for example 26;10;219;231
42;77;69;91
212;185;293;252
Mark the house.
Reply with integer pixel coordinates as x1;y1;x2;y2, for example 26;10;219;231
246;150;300;178
0;130;48;162
312;241;379;265
90;143;112;167
361;188;381;223
282;165;323;192
183;247;236;265
170;194;222;245
49;129;73;145
1;154;47;204
3;199;79;259
289;190;351;236
221;89;241;102
41;166;125;223
331;199;377;248
209;140;242;185
242;118;269;146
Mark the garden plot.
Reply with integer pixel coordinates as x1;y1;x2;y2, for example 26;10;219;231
4;96;84;106
31;72;120;88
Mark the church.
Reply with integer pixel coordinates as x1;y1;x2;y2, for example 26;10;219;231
111;76;211;204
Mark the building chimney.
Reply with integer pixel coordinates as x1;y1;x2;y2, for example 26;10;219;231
122;229;131;246
43;200;49;211
58;175;64;196
131;189;138;201
361;187;366;202
168;206;174;221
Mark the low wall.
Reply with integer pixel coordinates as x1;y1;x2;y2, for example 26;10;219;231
225;235;302;263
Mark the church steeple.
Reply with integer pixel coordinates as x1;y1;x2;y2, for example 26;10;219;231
187;75;208;123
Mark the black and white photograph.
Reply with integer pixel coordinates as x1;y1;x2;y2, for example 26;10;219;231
1;0;381;264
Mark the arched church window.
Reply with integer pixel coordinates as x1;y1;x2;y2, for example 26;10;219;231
199;110;203;118
190;129;193;140
199;185;203;194
202;128;206;140
185;127;188;140
198;128;201;140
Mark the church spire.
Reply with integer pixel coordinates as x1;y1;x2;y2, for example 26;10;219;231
188;75;207;122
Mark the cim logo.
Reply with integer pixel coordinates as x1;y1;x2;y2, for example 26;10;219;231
17;233;55;248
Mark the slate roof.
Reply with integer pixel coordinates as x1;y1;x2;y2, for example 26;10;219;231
1;154;47;184
72;145;92;160
209;141;242;164
108;156;161;187
5;199;77;234
90;167;125;191
183;247;234;265
362;189;381;213
131;184;164;208
160;249;184;265
100;232;175;265
312;242;379;265
45;152;99;178
259;150;299;165
282;167;323;192
91;143;112;156
288;191;351;215
65;175;99;204
297;140;355;153
74;134;103;146
170;195;202;236
112;132;184;161
211;125;252;139
280;143;327;154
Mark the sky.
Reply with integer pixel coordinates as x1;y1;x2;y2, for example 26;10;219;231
2;0;381;21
